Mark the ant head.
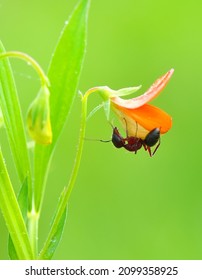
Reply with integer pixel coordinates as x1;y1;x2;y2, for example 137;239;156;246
111;127;125;148
107;121;126;149
85;122;124;148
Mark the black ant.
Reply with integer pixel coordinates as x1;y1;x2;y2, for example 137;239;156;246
110;126;160;157
88;121;161;157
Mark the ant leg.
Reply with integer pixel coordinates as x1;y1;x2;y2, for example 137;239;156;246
123;118;138;138
135;121;138;138
147;147;152;157
151;138;161;156
143;143;153;157
142;143;147;151
143;144;152;157
122;118;129;138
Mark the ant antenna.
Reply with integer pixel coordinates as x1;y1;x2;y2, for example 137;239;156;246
100;139;111;143
123;118;138;138
84;137;111;143
84;120;115;143
123;118;128;137
107;119;115;129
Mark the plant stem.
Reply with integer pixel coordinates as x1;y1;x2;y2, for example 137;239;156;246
0;51;49;87
28;207;39;258
38;89;94;259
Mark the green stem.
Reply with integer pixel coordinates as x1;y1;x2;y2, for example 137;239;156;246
0;150;34;259
38;90;92;259
27;208;39;258
0;51;49;87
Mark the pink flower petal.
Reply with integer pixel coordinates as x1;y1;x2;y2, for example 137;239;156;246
111;69;174;109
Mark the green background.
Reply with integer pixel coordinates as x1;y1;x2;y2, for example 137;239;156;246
0;0;202;259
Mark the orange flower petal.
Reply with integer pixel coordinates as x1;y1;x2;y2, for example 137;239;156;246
111;69;174;109
113;104;172;135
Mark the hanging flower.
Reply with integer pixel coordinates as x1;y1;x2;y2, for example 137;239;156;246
85;69;174;156
97;69;174;138
111;69;174;139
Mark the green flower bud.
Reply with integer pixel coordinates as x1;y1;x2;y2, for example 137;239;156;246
27;85;52;145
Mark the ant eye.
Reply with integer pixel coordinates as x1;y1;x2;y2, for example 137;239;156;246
144;128;160;147
112;127;125;148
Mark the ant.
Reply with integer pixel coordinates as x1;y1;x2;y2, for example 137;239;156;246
110;126;161;157
88;120;160;156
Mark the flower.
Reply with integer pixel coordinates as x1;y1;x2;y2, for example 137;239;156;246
98;69;174;140
27;85;52;145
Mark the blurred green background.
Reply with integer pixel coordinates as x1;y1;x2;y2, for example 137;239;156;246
0;0;202;260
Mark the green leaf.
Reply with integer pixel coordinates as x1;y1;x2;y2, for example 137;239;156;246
34;0;90;212
0;151;33;259
0;41;32;208
8;177;28;260
39;207;67;260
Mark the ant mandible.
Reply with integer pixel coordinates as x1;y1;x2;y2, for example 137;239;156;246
110;123;161;157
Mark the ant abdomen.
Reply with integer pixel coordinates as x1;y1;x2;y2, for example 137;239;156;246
144;128;160;147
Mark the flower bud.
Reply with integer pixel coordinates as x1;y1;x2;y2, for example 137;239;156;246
27;85;52;145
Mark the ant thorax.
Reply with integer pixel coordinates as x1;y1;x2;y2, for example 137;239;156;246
123;136;143;153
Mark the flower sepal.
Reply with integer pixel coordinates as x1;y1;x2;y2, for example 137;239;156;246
85;85;141;120
96;85;141;99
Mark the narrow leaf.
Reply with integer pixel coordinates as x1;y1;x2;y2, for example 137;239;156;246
34;0;90;212
39;207;67;260
0;41;32;208
0;151;33;259
8;177;28;260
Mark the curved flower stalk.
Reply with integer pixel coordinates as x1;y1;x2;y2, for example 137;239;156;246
0;51;52;146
